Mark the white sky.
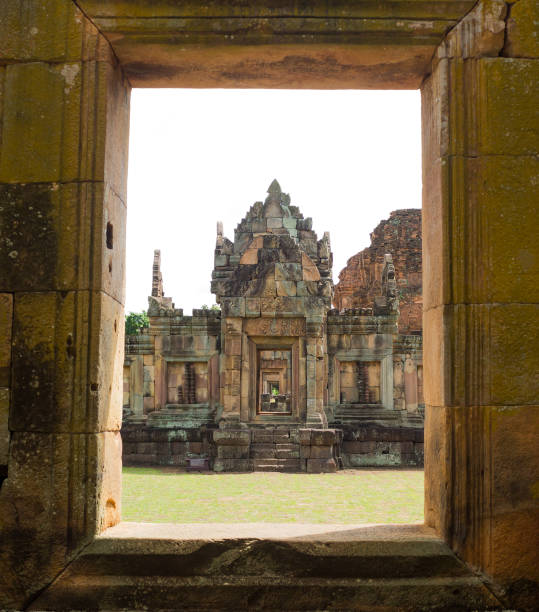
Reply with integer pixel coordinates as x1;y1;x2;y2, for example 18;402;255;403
126;89;421;314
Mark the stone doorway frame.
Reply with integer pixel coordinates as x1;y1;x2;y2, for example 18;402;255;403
1;1;537;608
255;343;296;419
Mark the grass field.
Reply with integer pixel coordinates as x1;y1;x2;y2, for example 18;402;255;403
122;467;424;524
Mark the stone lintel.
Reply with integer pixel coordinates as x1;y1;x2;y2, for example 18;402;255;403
74;0;475;88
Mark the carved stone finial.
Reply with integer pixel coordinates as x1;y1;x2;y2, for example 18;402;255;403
267;179;281;196
382;253;399;313
263;179;285;218
151;249;163;298
373;253;399;316
216;221;224;247
382;254;396;295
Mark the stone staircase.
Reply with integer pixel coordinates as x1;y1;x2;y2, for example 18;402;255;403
29;523;505;611
250;426;301;472
332;404;399;425
332;404;424;427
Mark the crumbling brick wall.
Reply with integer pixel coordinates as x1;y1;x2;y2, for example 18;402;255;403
334;209;422;334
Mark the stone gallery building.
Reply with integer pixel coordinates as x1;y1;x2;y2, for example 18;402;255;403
122;181;424;471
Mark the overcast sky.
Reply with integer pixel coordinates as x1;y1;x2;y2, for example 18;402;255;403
126;89;421;314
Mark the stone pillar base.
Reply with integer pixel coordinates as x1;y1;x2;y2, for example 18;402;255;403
213;458;251;472
299;429;341;473
213;420;251;472
306;458;337;473
305;411;327;428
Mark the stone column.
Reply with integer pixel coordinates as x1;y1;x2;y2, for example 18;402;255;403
129;355;144;417
213;424;251;472
240;332;251;422
153;335;167;410
213;316;249;470
404;355;418;413
0;2;129;606
380;351;394;410
208;353;220;409
299;428;339;473
421;1;539;602
305;315;327;426
221;317;242;420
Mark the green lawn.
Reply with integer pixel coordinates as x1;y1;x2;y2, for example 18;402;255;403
122;467;424;524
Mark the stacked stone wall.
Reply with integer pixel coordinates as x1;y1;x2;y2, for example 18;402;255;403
341;425;423;468
122;424;216;467
334;209;422;334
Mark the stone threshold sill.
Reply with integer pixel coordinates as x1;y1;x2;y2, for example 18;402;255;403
29;523;503;610
164;404;211;409
99;521;432;544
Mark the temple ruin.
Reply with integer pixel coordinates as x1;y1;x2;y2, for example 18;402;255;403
334;209;422;335
122;181;424;471
2;1;537;609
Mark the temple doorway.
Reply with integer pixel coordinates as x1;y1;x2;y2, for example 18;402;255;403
258;349;293;415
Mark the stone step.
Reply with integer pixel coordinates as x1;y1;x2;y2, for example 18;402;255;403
275;443;298;451
251;441;300;460
253;464;299;472
273;434;292;443
250;443;276;455
250;451;300;460
251;433;274;443
275;449;300;459
30;523;503;611
333;410;400;420
250;442;298;451
251;428;300;444
253;462;300;472
254;413;297;420
252;457;300;467
250;442;298;448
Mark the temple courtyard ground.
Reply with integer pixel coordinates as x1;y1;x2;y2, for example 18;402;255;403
122;467;424;523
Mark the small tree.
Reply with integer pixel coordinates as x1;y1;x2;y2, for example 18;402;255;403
201;304;220;311
125;310;149;335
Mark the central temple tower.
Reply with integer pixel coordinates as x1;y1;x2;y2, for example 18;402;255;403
122;181;423;473
211;180;333;428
